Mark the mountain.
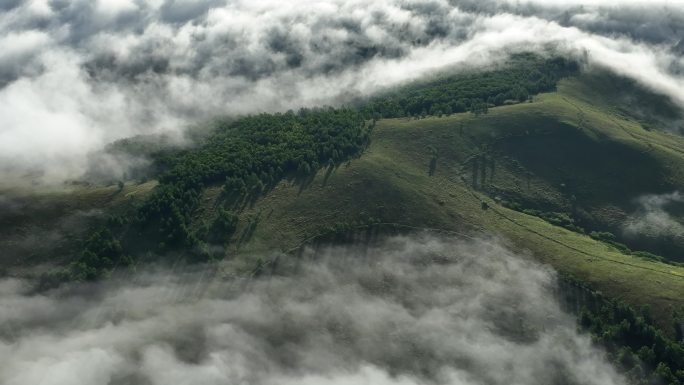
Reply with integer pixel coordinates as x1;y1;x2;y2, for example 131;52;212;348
3;66;683;322
4;61;684;382
224;74;684;328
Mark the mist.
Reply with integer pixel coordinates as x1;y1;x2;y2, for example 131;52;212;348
1;0;684;185
623;191;684;241
0;235;625;385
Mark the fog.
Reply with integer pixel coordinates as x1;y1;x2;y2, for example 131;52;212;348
0;235;625;385
1;0;684;185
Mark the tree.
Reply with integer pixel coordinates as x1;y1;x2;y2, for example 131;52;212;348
470;99;488;116
654;362;676;384
494;93;506;106
427;145;438;176
213;208;238;236
516;87;529;102
675;314;683;342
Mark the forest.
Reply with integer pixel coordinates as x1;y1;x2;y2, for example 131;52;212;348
62;108;370;281
561;278;684;385
360;54;579;119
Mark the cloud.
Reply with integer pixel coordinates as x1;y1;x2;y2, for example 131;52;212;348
623;191;684;240
1;0;684;185
0;236;625;385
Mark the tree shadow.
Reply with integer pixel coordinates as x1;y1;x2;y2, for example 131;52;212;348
296;173;317;195
321;164;336;187
217;160;346;213
237;211;261;247
428;156;438;176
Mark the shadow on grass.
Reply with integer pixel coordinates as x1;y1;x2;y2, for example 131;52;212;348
217;160;351;214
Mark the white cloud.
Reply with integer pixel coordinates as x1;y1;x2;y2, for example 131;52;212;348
94;0;139;20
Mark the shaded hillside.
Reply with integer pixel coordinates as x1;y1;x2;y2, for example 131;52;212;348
0;182;156;276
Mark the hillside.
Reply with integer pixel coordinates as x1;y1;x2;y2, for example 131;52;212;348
215;76;684;330
3;69;684;323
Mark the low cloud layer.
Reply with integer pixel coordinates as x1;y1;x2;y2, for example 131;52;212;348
0;236;625;385
2;0;684;184
624;191;684;240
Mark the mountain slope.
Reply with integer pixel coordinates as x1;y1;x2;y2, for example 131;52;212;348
3;72;684;333
220;76;684;329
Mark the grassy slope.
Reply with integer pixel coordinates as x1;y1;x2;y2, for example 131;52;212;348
222;76;684;328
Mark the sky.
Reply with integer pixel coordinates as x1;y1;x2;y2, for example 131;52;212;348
1;0;683;184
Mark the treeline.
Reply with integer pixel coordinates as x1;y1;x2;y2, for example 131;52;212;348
49;108;370;282
561;277;684;385
137;107;369;249
361;54;579;119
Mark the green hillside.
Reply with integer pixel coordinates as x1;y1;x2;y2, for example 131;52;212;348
3;68;684;333
216;76;684;331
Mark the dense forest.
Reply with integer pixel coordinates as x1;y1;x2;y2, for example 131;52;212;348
360;54;579;119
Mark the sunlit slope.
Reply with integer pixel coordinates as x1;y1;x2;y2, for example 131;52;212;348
227;77;684;327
